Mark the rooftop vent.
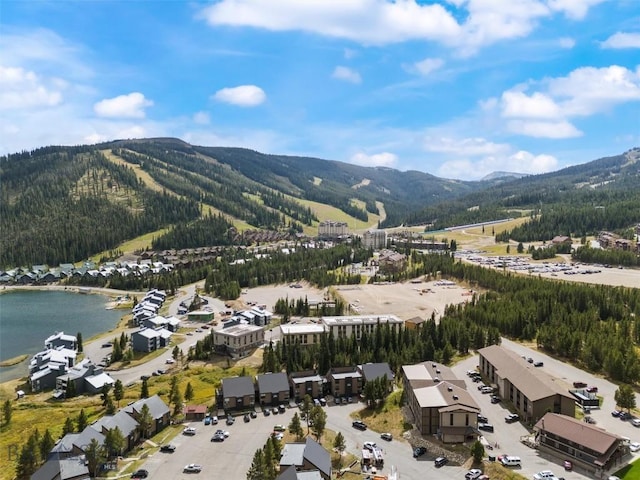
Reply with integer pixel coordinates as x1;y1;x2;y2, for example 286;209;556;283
453;395;459;400
447;386;453;392
434;377;440;383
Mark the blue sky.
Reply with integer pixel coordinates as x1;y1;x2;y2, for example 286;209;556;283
1;0;639;180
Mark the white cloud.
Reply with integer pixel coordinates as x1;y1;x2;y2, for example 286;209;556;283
343;48;357;59
500;90;562;119
332;66;362;84
213;85;266;107
433;136;559;179
546;0;606;20
507;119;582;138
547;65;640;116
0;66;63;110
424;136;510;156
558;36;575;48
350;151;398;167
412;57;444;76
94;92;153;118
193;111;210;124
601;32;640;49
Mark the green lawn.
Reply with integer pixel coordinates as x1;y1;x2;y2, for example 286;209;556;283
614;458;640;479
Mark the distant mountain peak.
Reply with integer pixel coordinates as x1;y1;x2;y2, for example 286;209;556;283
481;171;528;181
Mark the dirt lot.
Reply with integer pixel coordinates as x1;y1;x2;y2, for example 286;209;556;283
236;279;474;322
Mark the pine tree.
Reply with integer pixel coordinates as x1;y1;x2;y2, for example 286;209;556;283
76;332;83;353
288;412;304;441
101;384;112;407
66;379;76;398
85;438;107;477
140;378;149;399
77;409;88;431
16;433;40;479
333;432;346;467
39;429;55;460
184;382;194;402
137;404;153;439
113;379;124;407
2;399;12;425
63;416;75;435
246;448;266;480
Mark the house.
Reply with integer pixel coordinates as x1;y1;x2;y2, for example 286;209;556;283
45;332;77;351
30;362;67;393
551;235;572;245
31;455;90;480
186;309;214;322
123;395;170;435
256;372;290;406
326;367;362;398
212;323;264;358
280;323;326;346
359;362;394;392
279;437;332;480
183;404;208;421
84;372;115;394
478;345;575;423
289;371;324;401
361;229;387;250
377;250;406;274
221;376;256;411
56;359;114;396
50;427;105;459
534;413;626;476
404;316;426;330
131;328;172;353
277;466;323;480
91;410;140;453
322;314;403;340
402;362;479;442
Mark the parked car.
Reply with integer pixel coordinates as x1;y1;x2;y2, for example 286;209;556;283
612;410;621;417
352;420;367;430
505;413;519;423
533;470;559;480
563;460;573;471
363;441;377;450
490;395;500;404
165;358;175;364
250;411;257;418
211;415;218;425
211;433;225;442
273;424;286;432
481;386;494;394
434;456;448;467
380;432;393;441
278;404;286;413
183;464;202;473
182;427;196;435
226;415;235;425
465;469;483;479
573;381;587;388
478;423;494;432
264;408;271;416
203;416;211;426
159;444;176;453
131;470;149;478
630;442;640;452
272;432;284;440
243;413;250;422
586;386;598;393
584;416;596;424
413;446;427;458
534;361;544;367
620;412;632;421
477;414;488;423
527;357;534;363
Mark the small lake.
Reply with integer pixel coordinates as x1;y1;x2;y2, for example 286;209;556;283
0;290;125;382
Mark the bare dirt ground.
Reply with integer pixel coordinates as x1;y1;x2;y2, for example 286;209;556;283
234;279;473;322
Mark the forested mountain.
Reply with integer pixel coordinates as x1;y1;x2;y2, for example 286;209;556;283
0;139;637;268
413;147;640;239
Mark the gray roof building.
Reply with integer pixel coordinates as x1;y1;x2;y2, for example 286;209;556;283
359;362;394;383
280;437;331;480
222;376;255;398
31;455;89;480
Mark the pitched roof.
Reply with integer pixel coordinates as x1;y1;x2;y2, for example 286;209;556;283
535;413;621;455
31;456;89;480
91;410;138;436
360;362;394;382
478;345;574;401
85;372;115;390
257;372;289;394
413;381;479;412
303;437;331;478
402;361;464;389
123;394;170;419
222;376;255;398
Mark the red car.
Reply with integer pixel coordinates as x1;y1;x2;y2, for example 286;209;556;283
586;386;598;393
564;460;573;471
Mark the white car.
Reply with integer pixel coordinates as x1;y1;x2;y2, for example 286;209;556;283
182;427;197;435
630;442;640;452
533;471;559;480
465;469;483;479
165;358;175;364
363;441;377;450
183;464;202;473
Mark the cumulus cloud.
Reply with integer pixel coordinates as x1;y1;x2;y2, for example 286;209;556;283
424;136;510;156
332;66;362;84
213;85;266;107
507;119;582;138
547;0;606;20
500;91;562;119
193;111;210;124
350;151;398;167
411;57;444;76
0;65;63;110
601;32;640;49
94;92;153;118
558;37;575;48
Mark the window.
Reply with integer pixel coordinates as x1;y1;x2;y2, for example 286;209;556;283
465;414;469;426
450;413;454;426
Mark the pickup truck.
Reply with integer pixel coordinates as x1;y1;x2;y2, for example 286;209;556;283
573;381;587;388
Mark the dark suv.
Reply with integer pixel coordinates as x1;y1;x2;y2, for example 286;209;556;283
352;420;367;430
131;470;149;479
